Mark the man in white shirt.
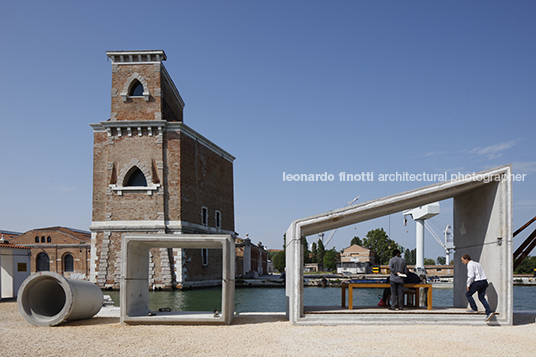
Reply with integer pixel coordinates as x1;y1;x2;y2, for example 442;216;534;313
461;254;495;322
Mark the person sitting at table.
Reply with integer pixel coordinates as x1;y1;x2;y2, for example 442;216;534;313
378;271;420;307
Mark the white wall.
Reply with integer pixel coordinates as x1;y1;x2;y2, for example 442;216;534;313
1;248;31;299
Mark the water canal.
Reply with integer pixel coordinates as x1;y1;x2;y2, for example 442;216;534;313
106;285;536;313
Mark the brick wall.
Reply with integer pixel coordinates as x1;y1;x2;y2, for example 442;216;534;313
9;228;91;278
110;64;162;122
178;133;234;231
92;132;108;222
90;52;235;289
183;248;223;282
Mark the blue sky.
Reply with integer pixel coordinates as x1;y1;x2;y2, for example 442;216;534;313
1;1;535;261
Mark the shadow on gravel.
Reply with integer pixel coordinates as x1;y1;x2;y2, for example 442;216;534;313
513;312;536;326
231;313;288;325
59;317;120;327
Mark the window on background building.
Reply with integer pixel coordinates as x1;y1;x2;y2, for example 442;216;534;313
201;248;209;266
64;254;74;272
36;252;50;271
47;236;51;243
129;80;144;97
17;263;27;272
215;210;221;228
202;207;208;226
41;236;45;243
126;168;147;187
35;236;39;243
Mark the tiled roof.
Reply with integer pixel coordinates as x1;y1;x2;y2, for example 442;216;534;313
0;230;22;236
25;226;91;242
0;243;31;250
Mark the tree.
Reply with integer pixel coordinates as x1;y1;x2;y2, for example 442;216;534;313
424;258;436;266
404;249;411;264
323;248;338;271
436;256;446;265
316;239;325;264
350;236;362;246
303;237;312;264
514;256;536;274
404;248;416;265
361;228;399;265
311;242;317;264
267;250;279;261
273;251;286;272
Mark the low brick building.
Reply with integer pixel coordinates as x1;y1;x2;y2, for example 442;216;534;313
8;227;91;279
235;236;268;278
339;244;376;263
1;230;21;241
336;244;376;274
90;50;235;289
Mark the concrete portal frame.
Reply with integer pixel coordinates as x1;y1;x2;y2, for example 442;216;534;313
121;234;235;324
286;165;513;325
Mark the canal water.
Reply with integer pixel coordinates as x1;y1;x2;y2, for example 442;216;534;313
106;285;536;312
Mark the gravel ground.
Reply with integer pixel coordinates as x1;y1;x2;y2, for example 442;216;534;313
2;302;536;357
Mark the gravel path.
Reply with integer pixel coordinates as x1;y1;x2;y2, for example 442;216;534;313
2;302;535;356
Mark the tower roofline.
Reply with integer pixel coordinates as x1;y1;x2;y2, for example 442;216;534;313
106;50;167;63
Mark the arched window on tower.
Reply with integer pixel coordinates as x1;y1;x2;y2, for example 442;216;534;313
63;254;74;272
125;168;147;187
129;80;144;97
36;252;50;272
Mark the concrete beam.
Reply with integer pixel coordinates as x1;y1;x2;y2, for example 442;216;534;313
286;165;513;325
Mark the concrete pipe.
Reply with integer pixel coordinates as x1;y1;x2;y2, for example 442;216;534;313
17;272;103;327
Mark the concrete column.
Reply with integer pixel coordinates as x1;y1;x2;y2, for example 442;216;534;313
453;179;512;324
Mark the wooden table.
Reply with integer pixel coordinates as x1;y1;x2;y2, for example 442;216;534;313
341;283;433;310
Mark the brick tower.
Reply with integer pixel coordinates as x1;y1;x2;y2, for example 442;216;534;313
90;50;235;289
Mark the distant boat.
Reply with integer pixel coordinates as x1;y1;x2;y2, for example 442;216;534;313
431;281;453;289
428;277;453;288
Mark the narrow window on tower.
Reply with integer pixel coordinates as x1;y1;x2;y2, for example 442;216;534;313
215;210;221;228
202;207;208;226
201;248;209;266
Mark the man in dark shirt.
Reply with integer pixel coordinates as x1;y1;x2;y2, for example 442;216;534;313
388;249;408;310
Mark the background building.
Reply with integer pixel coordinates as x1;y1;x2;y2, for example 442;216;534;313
235;236;268;278
7;227;90;279
337;244;376;274
90;50;235;289
0;236;31;299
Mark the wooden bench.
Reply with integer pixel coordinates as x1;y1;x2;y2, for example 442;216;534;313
341;283;433;310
